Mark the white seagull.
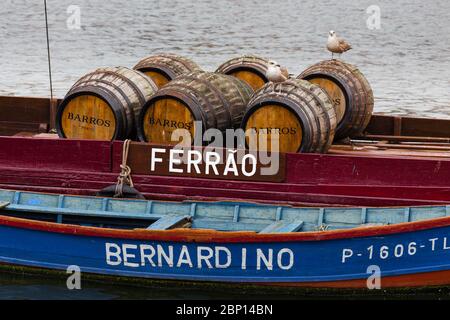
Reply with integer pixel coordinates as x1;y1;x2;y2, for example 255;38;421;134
327;30;352;59
266;60;289;92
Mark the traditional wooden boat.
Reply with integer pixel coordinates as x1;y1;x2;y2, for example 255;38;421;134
2;188;450;289
2;95;450;207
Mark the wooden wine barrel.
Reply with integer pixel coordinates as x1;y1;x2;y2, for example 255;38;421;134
215;55;270;91
56;66;157;141
241;79;336;153
137;71;254;144
298;60;374;140
133;54;202;88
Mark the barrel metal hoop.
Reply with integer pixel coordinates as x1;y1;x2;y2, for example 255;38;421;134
267;88;322;152
297;82;335;151
301;72;353;138
135;55;199;79
222;75;254;113
216;55;269;81
180;75;231;128
221;64;269;82
74;68;155;105
137;65;177;80
330;68;365;136
164;82;214;127
74;78;133;112
191;74;235;127
166;55;199;72
95;70;148;106
227;77;254;128
155;54;199;72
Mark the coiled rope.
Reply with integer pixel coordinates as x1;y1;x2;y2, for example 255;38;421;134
114;139;134;198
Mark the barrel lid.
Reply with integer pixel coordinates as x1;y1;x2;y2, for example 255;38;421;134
140;68;171;88
216;55;270;91
299;59;373;139
243;102;304;153
138;93;199;145
134;54;201;82
56;91;119;141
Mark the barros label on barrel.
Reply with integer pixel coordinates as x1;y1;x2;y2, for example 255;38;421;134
244;105;303;153
66;112;113;127
147;117;194;131
61;95;116;140
143;98;195;144
248;127;299;135
309;77;346;124
119;143;286;182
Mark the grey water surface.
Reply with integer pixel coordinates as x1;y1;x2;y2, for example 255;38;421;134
0;0;449;117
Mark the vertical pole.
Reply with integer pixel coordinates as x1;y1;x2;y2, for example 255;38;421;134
44;0;53;100
44;0;57;131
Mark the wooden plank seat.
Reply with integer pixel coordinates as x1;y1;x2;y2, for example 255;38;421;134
316;223;387;231
259;220;304;233
192;219;269;232
147;215;192;230
0;201;10;210
5;204;164;222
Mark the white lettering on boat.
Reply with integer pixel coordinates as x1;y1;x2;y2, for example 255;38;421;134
105;243;294;271
341;237;450;264
256;248;273;270
149;147;259;177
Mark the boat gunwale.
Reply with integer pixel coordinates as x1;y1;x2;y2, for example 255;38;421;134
1;209;450;243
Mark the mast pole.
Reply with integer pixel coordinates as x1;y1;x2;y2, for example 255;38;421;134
44;0;53;100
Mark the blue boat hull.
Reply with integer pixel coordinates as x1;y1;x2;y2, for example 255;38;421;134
1;217;450;288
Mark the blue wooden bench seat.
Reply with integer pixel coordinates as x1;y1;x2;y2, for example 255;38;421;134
259;220;304;233
192;219;305;233
147;215;192;230
192;219;269;232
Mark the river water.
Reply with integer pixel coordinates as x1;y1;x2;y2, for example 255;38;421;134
1;0;449;117
0;0;449;299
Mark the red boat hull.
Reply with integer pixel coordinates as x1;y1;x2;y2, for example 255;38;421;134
1;136;450;206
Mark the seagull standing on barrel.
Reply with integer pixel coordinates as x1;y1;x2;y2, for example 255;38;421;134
327;30;352;59
266;60;289;93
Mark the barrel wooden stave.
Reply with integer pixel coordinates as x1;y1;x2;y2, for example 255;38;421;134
216;55;270;91
241;79;336;153
134;54;202;88
298;60;374;140
188;71;255;128
57;66;158;140
138;71;254;144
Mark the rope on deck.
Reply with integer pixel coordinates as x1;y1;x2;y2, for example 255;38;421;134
114;139;134;198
